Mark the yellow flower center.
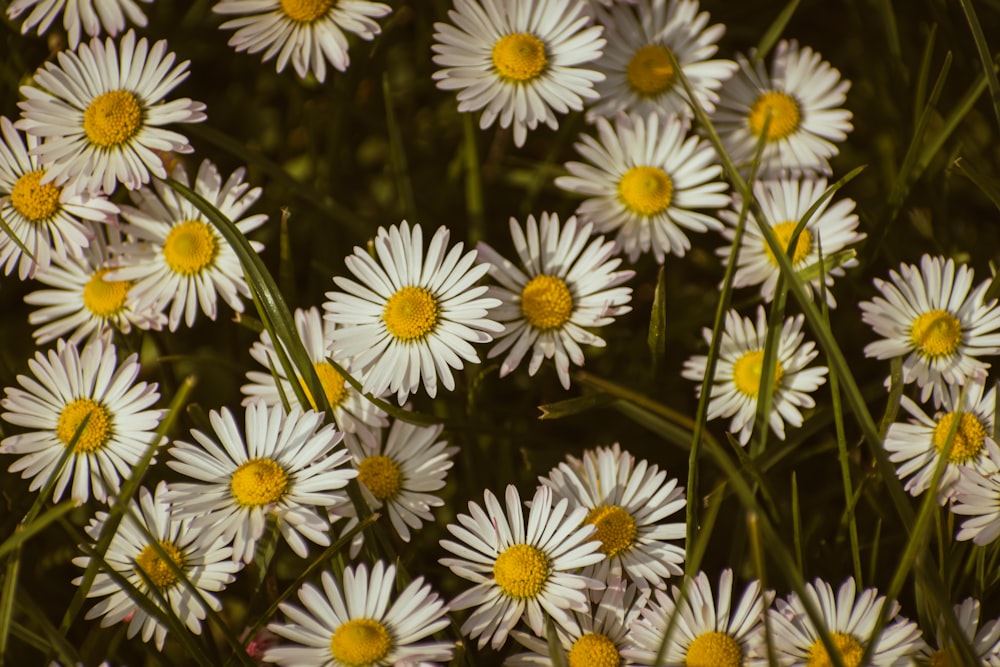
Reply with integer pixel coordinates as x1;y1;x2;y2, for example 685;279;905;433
521;274;573;331
626;44;676;96
568;632;621;667
329;618;392;667
764;221;813;266
806;633;864;667
279;0;334;23
382;286;439;341
583;504;637;557
357;454;403;501
492;33;548;82
83;90;143;148
162;220;218;276
493;543;549;599
618;166;674;217
732;350;784;398
927;649;951;667
230;458;289;507
82;268;132;318
298;362;348;411
56;398;112;453
10;170;61;222
910;309;962;359
134;541;185;590
685;631;743;667
932;412;987;463
748;91;801;141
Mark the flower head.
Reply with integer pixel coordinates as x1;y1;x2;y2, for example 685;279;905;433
7;0;151;48
914;598;1000;666
952;438;1000;546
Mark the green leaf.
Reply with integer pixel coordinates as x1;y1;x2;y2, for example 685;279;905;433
538;393;614;420
753;0;801;64
647;265;667;372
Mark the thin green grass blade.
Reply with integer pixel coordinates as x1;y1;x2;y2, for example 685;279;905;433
0;215;34;264
17;592;80;666
277;208;295;302
538;393;615;420
957;0;1000;130
383;72;417;221
913;25;938;127
327;358;441;426
0;546;20;664
791;471;804;573
753;0;801;64
545;616;568;667
953;155;1000;213
462;115;485;244
748;512;779;667
647;265;667;373
0;500;75;561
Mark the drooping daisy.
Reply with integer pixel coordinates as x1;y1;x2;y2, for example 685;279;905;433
109;158;267;331
860;254;1000;406
0;337;163;504
213;0;392;83
952;438;1000;546
432;0;606;148
165;402;356;563
915;597;1000;666
72;481;242;651
475;212;634;390
587;0;736;122
712;40;852;177
16;30;206;196
7;0;151;48
323;220;503;404
0;116;118;280
718;178;864;308
439;484;605;650
538;443;686;589
555;112;729;262
266;561;454;666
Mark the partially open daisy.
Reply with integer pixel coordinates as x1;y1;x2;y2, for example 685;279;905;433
165;402;356;563
712;40;852;177
7;0;151;48
952;438;1000;546
439;484;605;650
860;254;1000;406
432;0;606;148
0;337;163;504
555;112;729;262
72;481;242;651
476;213;634;390
213;0;391;82
16;30;206;195
323;221;502;404
682;307;828;446
539;443;686;589
266;561;454;666
915;597;1000;666
718;178;864;308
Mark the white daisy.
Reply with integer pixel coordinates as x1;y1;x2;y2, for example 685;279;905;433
0;116;118;280
712;40;853;177
475;212;634;390
718;177;864;308
587;0;736;122
213;0;392;83
164;401;357;563
859;254;1000;406
555;112;729;262
0;337;163;504
265;561;454;666
538;443;686;589
439;484;605;650
72;481;242;651
16;30;206;196
109;158;267;331
323;220;503;404
915;597;1000;666
431;0;606;148
7;0;151;48
952;438;1000;546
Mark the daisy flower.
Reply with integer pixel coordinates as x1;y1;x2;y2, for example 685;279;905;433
718;178;864;307
0;116;118;280
626;569;768;667
712;40;852;177
323;220;502;404
109;158;267;331
7;0;151;48
165;401;356;563
439;484;605;650
952;438;1000;546
859;254;1000;406
538;443;686;589
266;561;454;666
431;0;606;148
915;597;1000;666
475;212;634;390
72;481;242;651
555;112;729;262
587;0;736;122
213;0;392;83
16;30;206;195
0;337;163;504
682;306;828;446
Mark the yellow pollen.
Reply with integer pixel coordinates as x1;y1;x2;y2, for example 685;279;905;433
732;350;784;398
83;90;142;148
357;455;403;501
382;286;439;341
230;458;289;507
493;543;549;599
57;399;111;453
748;91;801;141
764;221;813;266
279;0;334;22
933;412;987;463
298;362;348;411
83;268;132;318
568;632;621;667
134;541;185;590
927;648;952;667
583;505;637;557
11;170;61;222
910;309;962;359
626;44;676;96
162;220;218;276
685;631;743;667
492;33;548;82
521;274;573;331
619;166;674;217
329;618;392;666
806;633;864;667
